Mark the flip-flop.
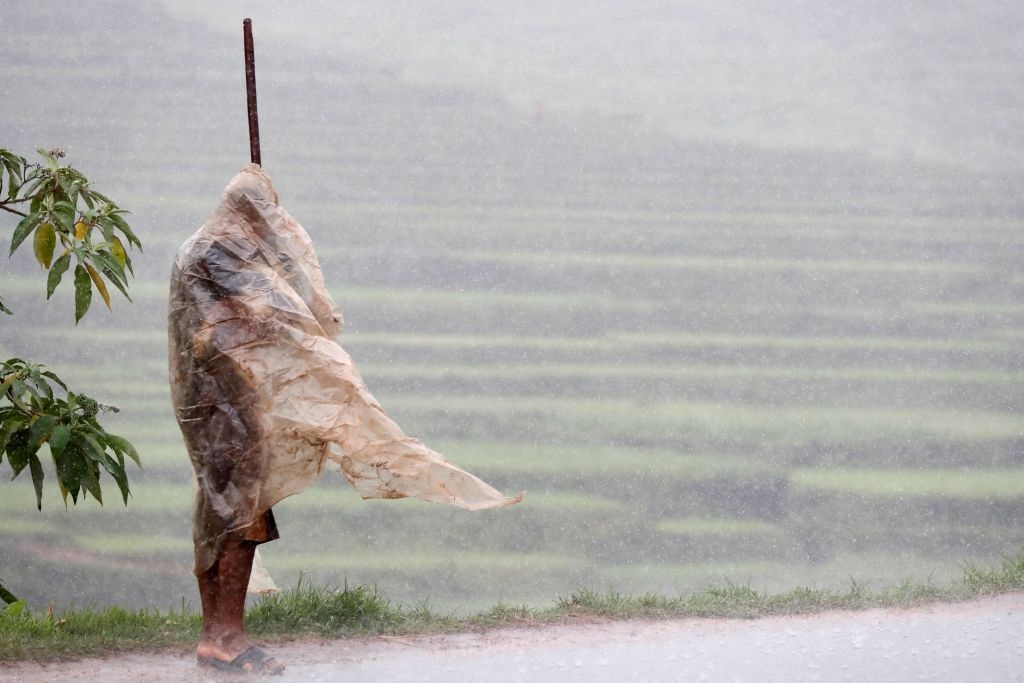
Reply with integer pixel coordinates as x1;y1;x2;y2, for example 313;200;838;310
197;645;285;675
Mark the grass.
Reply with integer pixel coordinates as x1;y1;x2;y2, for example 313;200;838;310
262;549;581;574
434;440;773;478
0;477;625;516
72;535;193;555
0;479;183;515
0;603;199;662
654;517;781;536
430;247;987;275
325;284;653;313
20;328;1019;395
0;519;55;535
3;550;1023;662
792;468;1024;499
611;331;1017;354
362;361;1024;385
259;201;1021;241
388;395;1024;444
30;324;1011;354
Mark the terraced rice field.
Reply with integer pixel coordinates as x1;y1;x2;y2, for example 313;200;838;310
0;1;1022;611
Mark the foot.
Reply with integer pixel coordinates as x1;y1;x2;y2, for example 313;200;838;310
196;635;285;675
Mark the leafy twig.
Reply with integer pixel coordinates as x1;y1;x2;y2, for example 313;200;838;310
1;148;140;321
0;359;139;511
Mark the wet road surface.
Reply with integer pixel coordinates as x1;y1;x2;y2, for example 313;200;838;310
4;593;1022;682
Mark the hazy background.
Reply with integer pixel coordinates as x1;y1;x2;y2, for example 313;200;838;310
1;0;1022;611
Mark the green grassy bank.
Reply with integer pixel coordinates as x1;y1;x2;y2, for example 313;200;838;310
2;551;1023;662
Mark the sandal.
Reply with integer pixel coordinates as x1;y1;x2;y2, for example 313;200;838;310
197;645;285;675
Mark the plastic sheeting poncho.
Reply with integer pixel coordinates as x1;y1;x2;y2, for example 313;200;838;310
169;165;521;575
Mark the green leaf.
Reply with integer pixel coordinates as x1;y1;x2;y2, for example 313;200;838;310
0;580;20;606
40;370;68;391
100;266;131;301
90;190;113;205
53;440;85;504
2;157;23;201
0;371;19;398
46;251;72;299
52;201;75;233
27;366;53;401
74;264;92;323
81;459;102;504
48;423;71;457
90;251;131;302
32;221;56;269
5;428;33;477
109;236;128;269
9;212;40;255
81;434;107;463
28;414;56;450
91;249;127;284
106;434;141;466
0;405;22;419
56;477;69;508
109;212;141;249
57;177;80;206
0;415;28;460
12;378;40;403
98;220;113;245
36;148;58;170
28;453;44;510
102;455;130;505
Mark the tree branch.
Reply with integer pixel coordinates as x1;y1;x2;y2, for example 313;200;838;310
0;203;28;218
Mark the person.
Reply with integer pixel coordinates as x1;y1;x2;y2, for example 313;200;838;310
168;165;521;674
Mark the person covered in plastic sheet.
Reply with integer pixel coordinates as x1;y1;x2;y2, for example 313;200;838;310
168;165;522;675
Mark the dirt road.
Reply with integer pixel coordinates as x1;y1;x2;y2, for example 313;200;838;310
4;594;1022;682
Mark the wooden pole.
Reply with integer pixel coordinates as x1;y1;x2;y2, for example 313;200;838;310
243;18;261;166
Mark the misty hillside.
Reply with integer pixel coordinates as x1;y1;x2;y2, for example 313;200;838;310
3;2;1020;326
169;0;1024;174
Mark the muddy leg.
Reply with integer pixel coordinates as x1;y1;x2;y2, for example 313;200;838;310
199;539;253;639
196;541;284;673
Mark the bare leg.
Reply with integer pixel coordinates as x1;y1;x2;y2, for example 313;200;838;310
196;540;284;673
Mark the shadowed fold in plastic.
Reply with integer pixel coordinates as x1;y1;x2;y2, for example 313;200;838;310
168;165;522;575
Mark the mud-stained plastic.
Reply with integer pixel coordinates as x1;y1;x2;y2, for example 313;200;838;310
169;165;522;575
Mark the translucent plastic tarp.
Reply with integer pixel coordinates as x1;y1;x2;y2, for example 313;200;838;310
169;165;521;574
